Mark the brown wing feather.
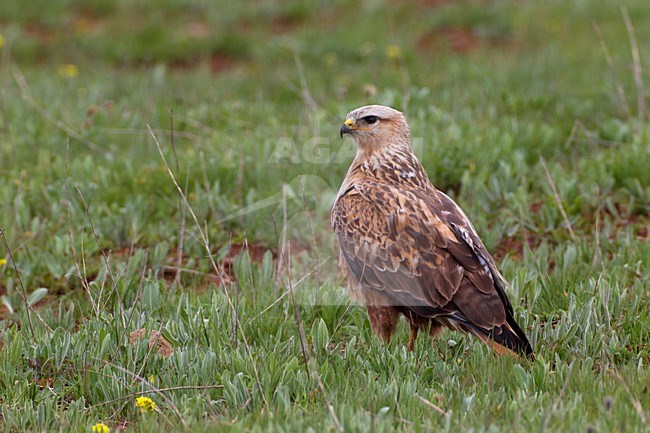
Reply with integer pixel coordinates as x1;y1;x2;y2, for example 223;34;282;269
332;180;507;331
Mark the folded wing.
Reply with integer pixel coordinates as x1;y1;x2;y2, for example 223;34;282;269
332;180;533;357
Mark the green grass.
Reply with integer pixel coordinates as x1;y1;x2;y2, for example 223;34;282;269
0;0;649;431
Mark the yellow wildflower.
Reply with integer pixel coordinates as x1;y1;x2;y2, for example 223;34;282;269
135;396;156;413
149;375;155;384
0;34;5;49
385;44;401;60
0;259;6;266
91;422;110;433
58;64;79;78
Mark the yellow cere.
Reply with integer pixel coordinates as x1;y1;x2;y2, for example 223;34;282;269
91;422;110;433
345;118;354;127
135;396;156;413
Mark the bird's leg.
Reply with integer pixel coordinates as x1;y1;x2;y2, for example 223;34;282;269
366;305;400;344
407;324;419;352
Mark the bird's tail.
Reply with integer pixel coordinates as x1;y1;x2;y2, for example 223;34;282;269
487;314;534;360
459;314;535;360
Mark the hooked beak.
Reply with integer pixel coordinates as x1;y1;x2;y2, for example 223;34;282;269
339;118;354;138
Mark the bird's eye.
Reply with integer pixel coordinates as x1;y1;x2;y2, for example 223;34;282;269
364;115;379;125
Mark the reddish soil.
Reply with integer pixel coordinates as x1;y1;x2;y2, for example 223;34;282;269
493;230;543;262
210;52;240;74
416;27;480;54
220;241;277;277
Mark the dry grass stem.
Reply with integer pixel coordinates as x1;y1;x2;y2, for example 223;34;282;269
621;6;647;127
539;157;577;243
74;186;128;326
416;394;448;416
148;124;269;409
594;22;631;118
13;67;110;157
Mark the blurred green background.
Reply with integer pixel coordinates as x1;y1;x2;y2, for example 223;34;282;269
0;1;648;432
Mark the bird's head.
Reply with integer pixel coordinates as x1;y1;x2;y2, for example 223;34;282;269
340;105;411;152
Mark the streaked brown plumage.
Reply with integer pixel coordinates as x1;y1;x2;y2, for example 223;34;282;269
332;105;534;359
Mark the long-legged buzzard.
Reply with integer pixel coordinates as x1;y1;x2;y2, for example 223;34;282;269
332;105;534;359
